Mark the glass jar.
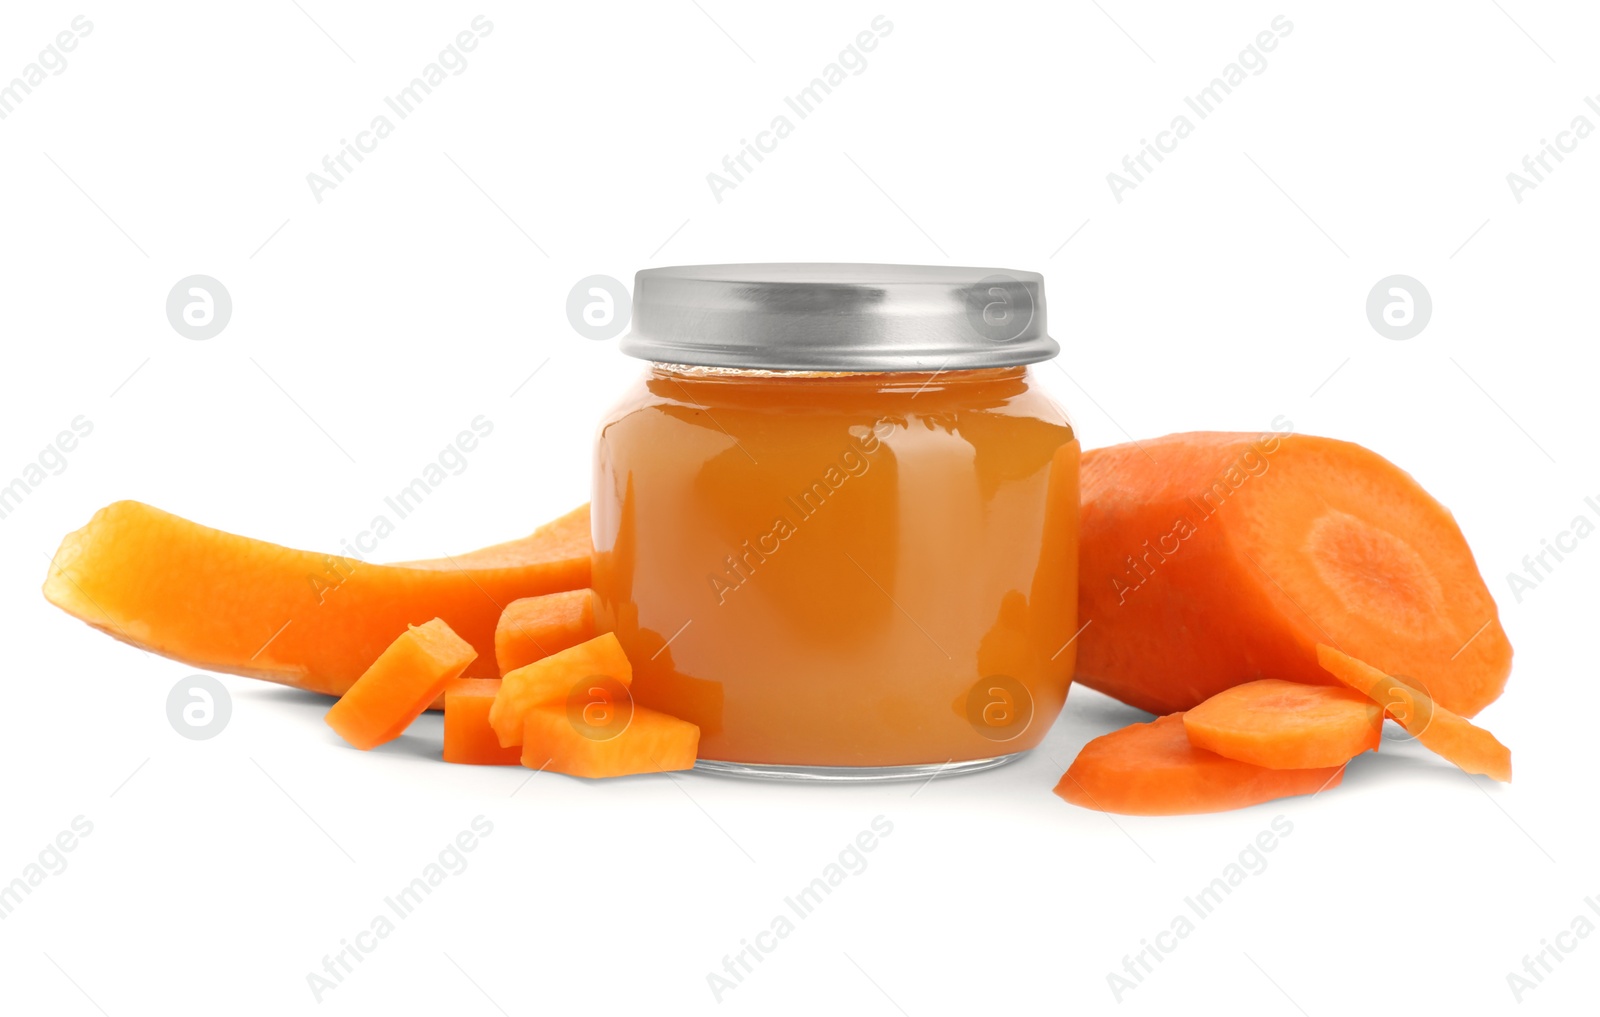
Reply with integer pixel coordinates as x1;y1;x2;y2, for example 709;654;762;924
592;265;1079;780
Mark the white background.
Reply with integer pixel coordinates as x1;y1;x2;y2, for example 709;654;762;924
1;2;1596;1014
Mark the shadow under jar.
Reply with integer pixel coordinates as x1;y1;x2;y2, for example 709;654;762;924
592;264;1079;781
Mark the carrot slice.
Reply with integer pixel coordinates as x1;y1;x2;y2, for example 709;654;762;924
443;678;522;765
1055;713;1345;815
1316;644;1512;782
1182;679;1381;769
495;590;597;675
1075;433;1511;718
521;705;699;778
489;632;632;747
326;619;476;750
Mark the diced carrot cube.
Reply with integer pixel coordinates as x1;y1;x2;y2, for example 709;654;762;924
489;632;632;747
521;705;699;778
326;619;477;750
495;590;597;675
443;678;522;765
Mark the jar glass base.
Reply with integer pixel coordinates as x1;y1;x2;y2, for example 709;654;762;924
692;752;1027;783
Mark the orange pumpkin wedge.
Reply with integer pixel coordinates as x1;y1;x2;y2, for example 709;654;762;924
1316;644;1512;782
42;500;590;699
521;705;700;778
489;632;632;748
326;619;477;750
443;678;522;765
495;589;597;675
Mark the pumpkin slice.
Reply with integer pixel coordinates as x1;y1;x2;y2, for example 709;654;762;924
443;678;522;765
489;632;632;747
495;589;597;675
1316;644;1512;782
326;619;476;749
42;500;589;699
521;705;699;778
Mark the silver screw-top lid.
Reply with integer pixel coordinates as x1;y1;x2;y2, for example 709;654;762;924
621;263;1058;372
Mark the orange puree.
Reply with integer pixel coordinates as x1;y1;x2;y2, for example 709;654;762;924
592;365;1079;767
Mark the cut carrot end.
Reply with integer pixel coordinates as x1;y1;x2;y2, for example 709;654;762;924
521;705;699;778
1055;713;1345;815
494;589;597;676
1182;679;1381;770
489;632;633;748
443;678;522;765
325;619;477;750
1075;433;1512;719
1315;644;1511;783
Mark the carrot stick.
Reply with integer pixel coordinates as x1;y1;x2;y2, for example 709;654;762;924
521;705;699;778
443;678;522;765
1182;679;1381;769
495;590;597;675
1076;432;1511;718
489;632;632;747
1055;713;1345;815
326;619;477;750
1316;644;1512;782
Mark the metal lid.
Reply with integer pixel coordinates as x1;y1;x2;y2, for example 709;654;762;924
621;263;1058;372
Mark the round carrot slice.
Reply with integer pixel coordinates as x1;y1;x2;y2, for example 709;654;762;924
1182;679;1380;769
1316;645;1511;782
1055;713;1344;815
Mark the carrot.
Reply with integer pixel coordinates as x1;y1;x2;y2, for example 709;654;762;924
325;619;477;750
443;678;522;765
521;705;699;778
1182;679;1381;769
489;632;632;747
1055;713;1345;815
1076;431;1511;718
1316;644;1512;782
495;590;597;675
